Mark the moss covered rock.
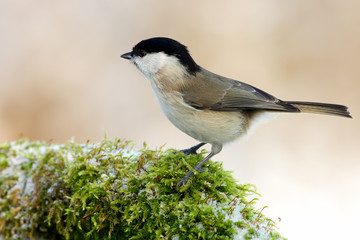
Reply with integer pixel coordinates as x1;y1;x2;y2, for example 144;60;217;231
0;139;285;239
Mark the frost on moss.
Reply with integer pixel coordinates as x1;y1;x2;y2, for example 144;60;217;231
0;138;285;240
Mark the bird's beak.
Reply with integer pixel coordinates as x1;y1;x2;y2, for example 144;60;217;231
121;52;132;60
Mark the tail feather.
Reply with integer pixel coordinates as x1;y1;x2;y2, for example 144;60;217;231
285;101;352;118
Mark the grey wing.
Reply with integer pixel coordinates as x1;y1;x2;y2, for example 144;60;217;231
181;70;299;112
209;81;300;112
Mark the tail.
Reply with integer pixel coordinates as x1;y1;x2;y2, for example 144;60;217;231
285;101;352;118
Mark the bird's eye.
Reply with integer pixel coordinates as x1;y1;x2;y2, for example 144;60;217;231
138;50;147;57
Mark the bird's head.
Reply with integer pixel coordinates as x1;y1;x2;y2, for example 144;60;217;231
121;37;200;79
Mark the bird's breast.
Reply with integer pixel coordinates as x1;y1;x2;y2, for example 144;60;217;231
153;89;250;144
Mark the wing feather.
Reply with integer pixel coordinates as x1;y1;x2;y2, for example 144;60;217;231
180;68;299;112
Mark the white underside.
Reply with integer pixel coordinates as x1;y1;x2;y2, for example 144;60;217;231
154;88;250;144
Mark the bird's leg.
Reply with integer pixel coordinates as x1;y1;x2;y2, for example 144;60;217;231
176;151;215;188
177;143;222;188
180;142;206;155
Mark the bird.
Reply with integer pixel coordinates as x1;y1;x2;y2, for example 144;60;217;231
121;37;351;188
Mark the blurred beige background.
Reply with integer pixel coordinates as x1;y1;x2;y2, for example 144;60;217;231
1;1;359;239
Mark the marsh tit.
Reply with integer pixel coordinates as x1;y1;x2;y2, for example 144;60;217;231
121;37;351;188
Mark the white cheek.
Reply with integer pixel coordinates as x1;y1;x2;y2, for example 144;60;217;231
133;52;185;80
133;53;165;78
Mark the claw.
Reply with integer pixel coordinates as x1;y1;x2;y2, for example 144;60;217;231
176;168;209;189
176;175;190;188
176;171;194;188
180;142;206;155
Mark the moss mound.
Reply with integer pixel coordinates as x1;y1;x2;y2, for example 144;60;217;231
0;138;285;239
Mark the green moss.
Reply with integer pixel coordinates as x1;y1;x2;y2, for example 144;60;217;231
0;138;285;239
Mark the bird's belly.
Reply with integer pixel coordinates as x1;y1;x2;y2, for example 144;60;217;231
156;93;249;144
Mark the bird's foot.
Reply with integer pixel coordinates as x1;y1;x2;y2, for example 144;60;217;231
177;148;218;189
180;142;206;155
176;168;208;189
180;148;198;155
176;172;193;188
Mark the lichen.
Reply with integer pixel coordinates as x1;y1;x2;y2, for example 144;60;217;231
0;138;286;240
